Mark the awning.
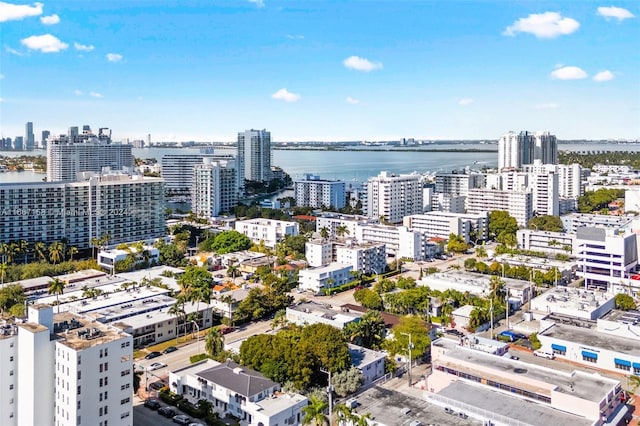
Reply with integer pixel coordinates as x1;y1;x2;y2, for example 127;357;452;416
551;344;566;352
582;351;598;359
632;362;640;369
614;358;631;367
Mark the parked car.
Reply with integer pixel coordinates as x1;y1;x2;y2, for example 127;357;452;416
145;351;162;360
510;355;520;360
144;399;161;410
188;423;206;426
148;362;167;371
533;350;555;360
173;414;191;425
163;346;178;354
149;381;165;391
158;406;177;418
220;326;236;335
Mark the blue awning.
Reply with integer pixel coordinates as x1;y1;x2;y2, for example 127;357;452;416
614;358;631;367
551;344;566;352
632;362;640;369
582;351;598;359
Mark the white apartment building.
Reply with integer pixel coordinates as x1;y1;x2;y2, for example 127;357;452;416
498;130;557;170
466;188;533;227
305;240;333;267
502;170;559;217
625;188;640;213
237;129;271;187
286;301;362;328
0;173;165;250
0;305;134;426
97;245;160;271
298;262;352;294
161;153;235;193
294;174;346;209
404;211;489;242
522;161;583;200
575;227;639;293
435;172;484;197
348;344;386;386
366;171;423;224
430;193;466;213
530;286;615;320
561;213;633;234
235;218;299;248
47;131;133;182
315;213;376;239
192;157;238;217
335;242;387;275
355;224;426;260
517;229;576;255
170;359;308;426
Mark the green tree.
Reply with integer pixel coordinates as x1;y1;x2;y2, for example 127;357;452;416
48;278;65;313
319;226;330;240
209;230;252;254
336;225;350;238
0;263;7;285
528;215;564;232
447;233;469;253
615;293;636;311
67;246;79;261
353;288;384;310
205;327;225;360
332;366;364;397
343;310;386;349
302;396;329;426
383;316;431;360
475;245;487;259
629;375;640;395
489;210;518;240
34;241;47;262
48;241;65;264
0;283;25;314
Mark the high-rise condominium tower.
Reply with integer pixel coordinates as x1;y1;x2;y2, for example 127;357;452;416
25;122;34;150
237;129;271;190
47;127;133;181
498;131;557;170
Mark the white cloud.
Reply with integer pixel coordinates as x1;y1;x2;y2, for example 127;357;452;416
0;1;43;22
286;34;304;40
550;66;588;80
271;88;300;103
343;56;383;72
593;70;615;82
458;98;475;106
535;102;559;109
5;45;23;56
89;92;103;98
248;0;264;7
503;12;580;38
20;34;68;53
73;89;83;96
597;6;634;21
74;42;94;52
40;14;59;25
346;96;360;105
106;53;123;62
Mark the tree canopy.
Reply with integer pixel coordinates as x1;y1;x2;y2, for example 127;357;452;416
203;230;252;254
528;215;564;232
578;188;625;213
447;233;469;253
382;315;431;360
489;210;519;240
615;293;636;311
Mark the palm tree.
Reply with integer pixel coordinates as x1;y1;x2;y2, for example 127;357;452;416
219;294;236;327
353;412;373;426
270;309;289;330
227;263;240;280
319;226;330;240
333;403;354;426
0;242;8;264
17;240;29;264
204;327;224;359
67;246;79;261
336;225;350;238
168;298;187;343
302;396;329;426
7;241;18;264
34;241;47;262
48;278;65;313
0;263;7;285
90;237;101;259
48;241;64;265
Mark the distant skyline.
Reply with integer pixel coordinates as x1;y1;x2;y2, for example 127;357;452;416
1;1;638;142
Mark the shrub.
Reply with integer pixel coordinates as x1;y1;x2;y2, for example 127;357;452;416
177;399;206;418
158;389;183;405
190;353;211;363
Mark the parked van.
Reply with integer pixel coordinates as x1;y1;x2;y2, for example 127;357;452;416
533;350;555;360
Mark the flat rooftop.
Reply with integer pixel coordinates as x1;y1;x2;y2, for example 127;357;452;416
439;342;617;403
541;322;640;354
601;309;640;324
354;385;479;426
288;301;362;321
420;271;531;292
253;392;307;417
349;344;386;368
531;287;614;315
301;263;351;274
435;381;593;426
52;311;128;350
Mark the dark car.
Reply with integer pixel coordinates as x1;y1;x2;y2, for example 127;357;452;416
158;406;177;418
149;381;166;391
163;346;178;354
220;326;236;335
145;351;162;360
144;399;161;410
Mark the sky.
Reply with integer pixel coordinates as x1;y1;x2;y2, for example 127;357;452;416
0;1;639;142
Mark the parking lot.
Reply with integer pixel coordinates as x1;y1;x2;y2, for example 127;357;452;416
133;396;202;426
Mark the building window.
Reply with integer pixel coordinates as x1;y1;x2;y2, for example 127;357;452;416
99;378;103;387
9;384;13;390
77;386;81;395
121;397;130;404
99;407;103;416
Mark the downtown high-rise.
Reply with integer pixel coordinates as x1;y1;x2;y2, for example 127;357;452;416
498;130;557;170
237;129;271;191
25;122;34;151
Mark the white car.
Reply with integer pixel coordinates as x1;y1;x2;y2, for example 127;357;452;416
148;362;167;371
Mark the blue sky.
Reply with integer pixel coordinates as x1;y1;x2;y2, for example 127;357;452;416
1;1;638;142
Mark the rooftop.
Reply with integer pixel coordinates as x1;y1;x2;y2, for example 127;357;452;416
300;263;352;275
56;269;106;284
348;344;386;368
197;360;277;398
531;287;614;317
601;309;640;325
540;322;640;354
52;311;128;350
253;392;308;417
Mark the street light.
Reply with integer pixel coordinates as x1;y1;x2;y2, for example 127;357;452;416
320;368;333;425
190;320;201;354
400;332;413;387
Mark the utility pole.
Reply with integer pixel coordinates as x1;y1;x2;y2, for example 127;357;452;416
320;368;333;425
490;297;494;339
400;332;412;387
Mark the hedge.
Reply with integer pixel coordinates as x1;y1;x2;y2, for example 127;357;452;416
177;399;206;418
158;389;183;405
190;353;211;363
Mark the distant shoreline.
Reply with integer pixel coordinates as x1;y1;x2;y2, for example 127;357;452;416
271;147;498;153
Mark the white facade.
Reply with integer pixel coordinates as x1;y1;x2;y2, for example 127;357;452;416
237;129;271;186
523;162;583;200
366;171;423;224
97;246;160;271
501;170;559;217
192;158;238;217
530;286;616;320
6;305;134;426
430;193;466;213
348;344;386;385
498;130;557;170
305;240;333;267
575;227;639;293
354;224;427;260
161;153;233;192
335;242;387;275
286;301;362;328
298;263;352;294
47;133;133;182
561;213;633;234
404;211;489;242
0;173;166;250
435;172;484;197
294;174;346;209
170;360;308;426
625;188;640;213
315;213;375;239
235;218;299;248
517;229;576;256
466;188;533;227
